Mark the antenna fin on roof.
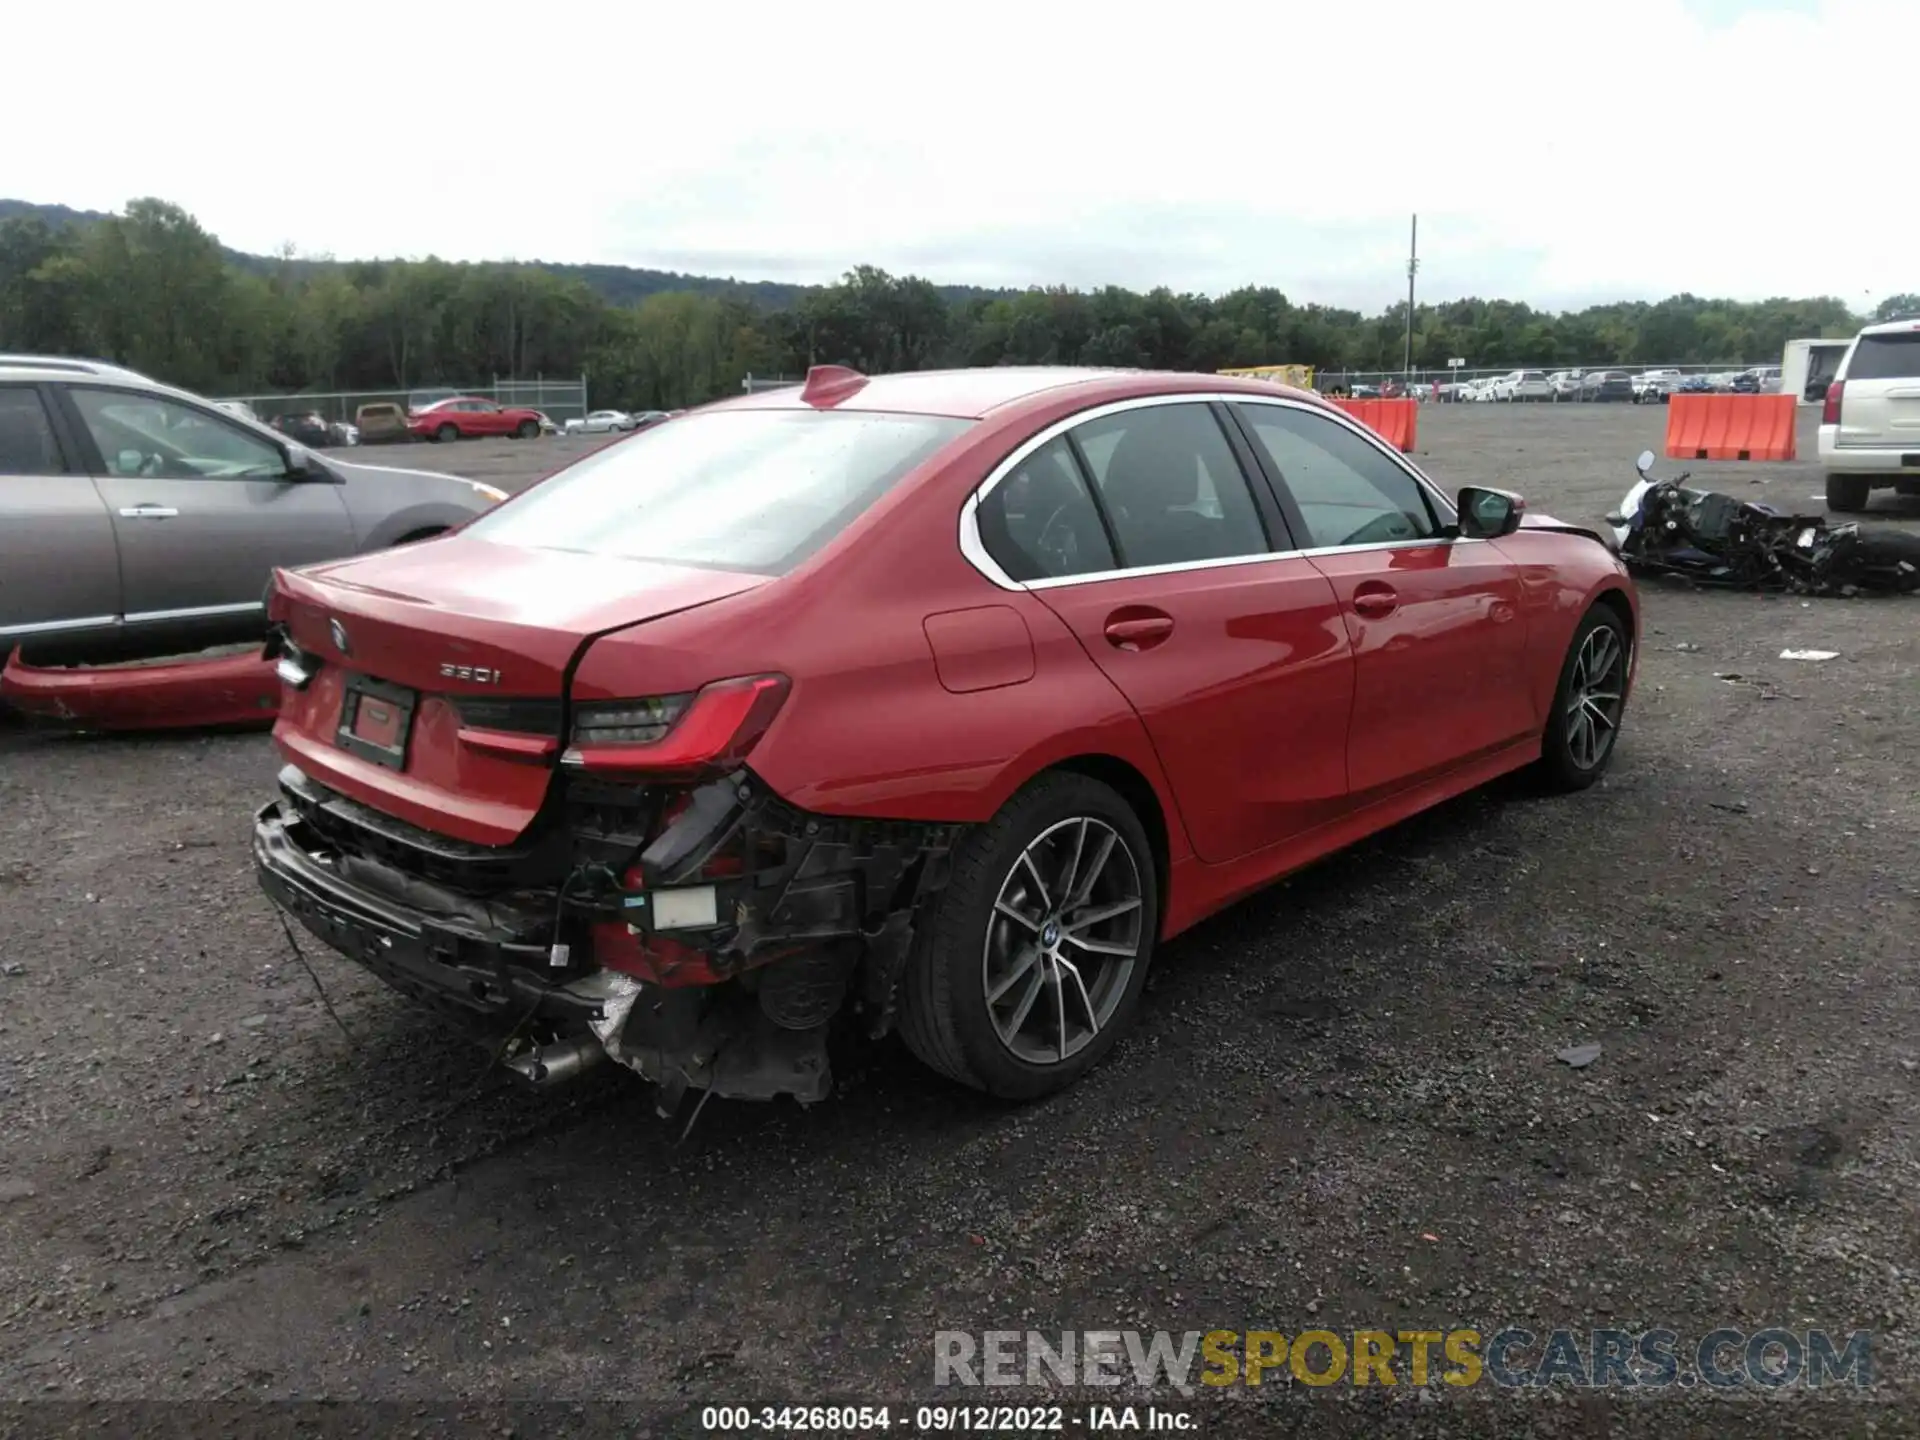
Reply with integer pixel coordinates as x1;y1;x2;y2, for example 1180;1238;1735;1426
799;364;868;406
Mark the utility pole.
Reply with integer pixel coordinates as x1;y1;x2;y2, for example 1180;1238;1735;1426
1404;214;1419;381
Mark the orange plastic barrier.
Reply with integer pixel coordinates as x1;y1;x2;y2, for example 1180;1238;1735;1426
1329;397;1418;453
1663;393;1796;462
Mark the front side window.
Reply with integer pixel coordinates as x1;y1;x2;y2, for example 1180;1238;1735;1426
1070;403;1271;569
0;386;67;475
975;436;1116;582
69;387;285;480
462;408;971;575
1237;403;1440;549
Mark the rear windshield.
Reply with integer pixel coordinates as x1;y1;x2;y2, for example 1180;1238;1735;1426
1846;332;1920;382
461;408;972;574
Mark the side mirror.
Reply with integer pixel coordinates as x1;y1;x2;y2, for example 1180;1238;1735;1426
1457;486;1525;539
115;448;145;475
1635;449;1656;477
283;442;315;478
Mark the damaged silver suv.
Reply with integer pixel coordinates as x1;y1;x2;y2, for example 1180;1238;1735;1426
0;356;506;666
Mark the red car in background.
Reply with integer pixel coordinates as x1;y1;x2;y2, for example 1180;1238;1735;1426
408;395;548;442
255;365;1638;1114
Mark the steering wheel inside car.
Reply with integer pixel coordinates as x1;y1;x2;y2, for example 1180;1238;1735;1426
1033;503;1082;573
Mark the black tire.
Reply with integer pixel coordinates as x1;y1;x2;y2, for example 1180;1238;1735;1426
1826;473;1871;513
898;772;1158;1100
1533;605;1631;794
435;423;459;444
515;419;539;439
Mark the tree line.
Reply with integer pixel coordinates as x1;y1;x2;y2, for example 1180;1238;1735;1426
0;199;1910;414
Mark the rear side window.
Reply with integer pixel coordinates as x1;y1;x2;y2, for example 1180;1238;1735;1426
0;386;66;474
461;408;971;575
1846;333;1920;381
1070;403;1271;569
975;436;1116;582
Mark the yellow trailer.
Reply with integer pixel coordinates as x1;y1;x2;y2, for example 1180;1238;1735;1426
1217;364;1315;389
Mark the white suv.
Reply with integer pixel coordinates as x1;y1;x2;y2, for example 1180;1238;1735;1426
1493;369;1552;402
1818;318;1920;512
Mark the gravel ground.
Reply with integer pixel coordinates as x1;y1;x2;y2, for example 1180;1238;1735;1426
2;403;1917;1435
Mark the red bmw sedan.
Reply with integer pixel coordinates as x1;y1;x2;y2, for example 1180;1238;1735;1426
255;365;1638;1109
406;395;549;442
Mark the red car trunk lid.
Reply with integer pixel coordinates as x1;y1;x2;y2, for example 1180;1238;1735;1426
269;536;769;845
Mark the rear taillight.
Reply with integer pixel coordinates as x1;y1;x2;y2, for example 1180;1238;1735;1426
563;674;790;775
1822;380;1844;426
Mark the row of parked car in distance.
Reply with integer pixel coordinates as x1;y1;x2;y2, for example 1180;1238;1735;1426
228;398;660;447
561;408;676;436
212;400;687;449
1439;365;1783;405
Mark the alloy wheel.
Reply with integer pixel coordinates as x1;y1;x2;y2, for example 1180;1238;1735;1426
981;817;1145;1066
1565;624;1627;770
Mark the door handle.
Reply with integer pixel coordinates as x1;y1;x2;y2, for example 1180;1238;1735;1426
118;505;179;519
1351;584;1398;618
1104;613;1174;651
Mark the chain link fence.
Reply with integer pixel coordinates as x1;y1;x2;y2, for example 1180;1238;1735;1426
215;377;590;434
1304;362;1790;404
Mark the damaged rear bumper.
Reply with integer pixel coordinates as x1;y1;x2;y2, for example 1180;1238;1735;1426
253;767;963;1107
254;801;595;1033
4;649;280;731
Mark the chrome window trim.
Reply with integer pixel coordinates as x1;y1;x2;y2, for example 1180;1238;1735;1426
956;391;1465;593
124;600;264;624
0;614;120;638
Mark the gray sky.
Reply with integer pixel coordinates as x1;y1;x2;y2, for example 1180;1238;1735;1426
5;0;1910;312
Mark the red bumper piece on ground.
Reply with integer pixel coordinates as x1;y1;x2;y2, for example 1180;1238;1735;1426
1;649;281;732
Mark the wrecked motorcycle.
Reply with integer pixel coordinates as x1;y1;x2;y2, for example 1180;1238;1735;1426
1609;450;1920;596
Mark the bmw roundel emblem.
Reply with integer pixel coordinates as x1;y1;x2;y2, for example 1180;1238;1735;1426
329;617;350;654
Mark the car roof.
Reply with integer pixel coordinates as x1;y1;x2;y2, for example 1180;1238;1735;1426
0;354;155;384
1855;317;1920;338
707;365;1328;420
0;362;311;444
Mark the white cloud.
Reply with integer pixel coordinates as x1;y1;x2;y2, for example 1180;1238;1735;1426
6;0;1913;310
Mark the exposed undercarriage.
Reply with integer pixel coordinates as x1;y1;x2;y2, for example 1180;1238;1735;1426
255;763;965;1111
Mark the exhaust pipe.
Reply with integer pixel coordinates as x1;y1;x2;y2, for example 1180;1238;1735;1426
502;1036;608;1087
